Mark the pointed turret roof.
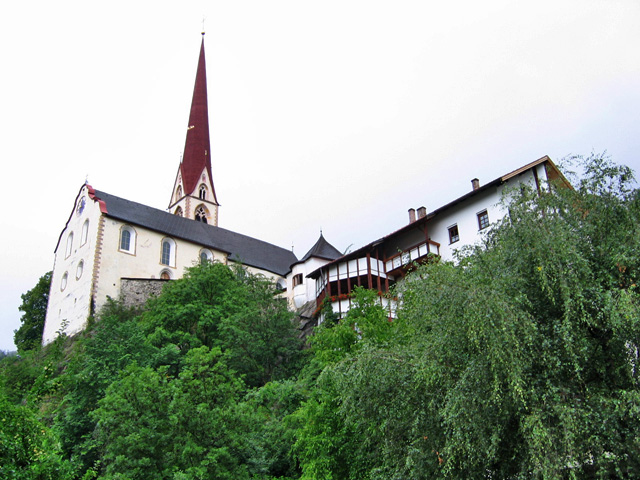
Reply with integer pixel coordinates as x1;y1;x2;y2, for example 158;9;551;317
296;233;342;265
180;35;218;202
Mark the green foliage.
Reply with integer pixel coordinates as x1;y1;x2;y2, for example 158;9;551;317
93;346;249;479
0;394;75;480
293;154;640;479
310;287;394;367
56;300;158;471
14;271;51;354
241;380;308;478
6;153;639;480
142;262;304;387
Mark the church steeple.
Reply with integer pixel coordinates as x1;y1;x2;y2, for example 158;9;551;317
169;34;219;226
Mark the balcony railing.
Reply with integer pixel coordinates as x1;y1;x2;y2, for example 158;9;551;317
385;240;440;274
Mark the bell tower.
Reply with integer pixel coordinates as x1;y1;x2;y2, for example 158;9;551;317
169;33;219;225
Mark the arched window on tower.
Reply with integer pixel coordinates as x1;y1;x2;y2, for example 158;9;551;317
175;185;183;202
195;205;208;224
199;184;207;200
175;206;183;217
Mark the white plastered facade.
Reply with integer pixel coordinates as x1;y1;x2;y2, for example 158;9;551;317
43;185;286;345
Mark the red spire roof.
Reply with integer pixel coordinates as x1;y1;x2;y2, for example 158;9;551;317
180;36;217;202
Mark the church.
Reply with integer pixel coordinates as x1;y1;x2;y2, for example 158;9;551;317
42;35;569;345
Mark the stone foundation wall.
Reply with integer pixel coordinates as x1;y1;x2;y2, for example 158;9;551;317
120;278;169;308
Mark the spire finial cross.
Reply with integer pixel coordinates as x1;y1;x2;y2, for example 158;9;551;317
201;16;206;35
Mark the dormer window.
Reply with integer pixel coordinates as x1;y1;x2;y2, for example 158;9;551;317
199;184;207;200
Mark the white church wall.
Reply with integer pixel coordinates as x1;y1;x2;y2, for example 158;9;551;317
93;219;229;314
43;185;102;344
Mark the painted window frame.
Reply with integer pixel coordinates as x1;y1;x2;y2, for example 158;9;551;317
448;224;460;244
119;225;137;255
161;237;176;267
477;210;489;230
194;204;209;224
199;248;213;263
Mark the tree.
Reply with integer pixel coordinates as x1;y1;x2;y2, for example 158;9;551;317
142;261;304;387
93;347;250;479
55;299;159;473
14;271;51;354
0;393;75;480
293;154;640;479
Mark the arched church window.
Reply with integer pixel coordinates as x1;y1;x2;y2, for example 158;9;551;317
61;272;68;291
161;238;176;267
200;249;213;264
119;225;136;254
195;205;208;224
176;185;183;201
81;220;89;246
65;232;74;258
175;206;183;217
199;184;207;200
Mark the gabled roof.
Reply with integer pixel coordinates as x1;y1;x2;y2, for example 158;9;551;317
293;233;342;267
92;188;297;276
180;36;217;202
308;155;566;278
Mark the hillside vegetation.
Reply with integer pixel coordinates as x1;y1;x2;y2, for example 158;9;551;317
2;154;639;479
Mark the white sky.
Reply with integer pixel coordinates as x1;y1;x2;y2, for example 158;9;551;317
1;1;639;351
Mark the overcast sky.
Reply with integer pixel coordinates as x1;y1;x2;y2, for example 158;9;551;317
1;1;639;351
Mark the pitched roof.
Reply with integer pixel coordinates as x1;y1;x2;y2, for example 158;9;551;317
308;155;565;277
92;188;297;276
180;36;217;202
295;233;342;265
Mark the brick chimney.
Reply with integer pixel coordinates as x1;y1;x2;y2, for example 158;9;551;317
417;206;427;219
471;178;480;191
408;208;416;223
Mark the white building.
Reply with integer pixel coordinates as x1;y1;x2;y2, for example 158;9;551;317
308;156;570;319
42;35;570;344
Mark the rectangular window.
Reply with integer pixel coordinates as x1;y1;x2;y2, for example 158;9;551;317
448;225;459;244
477;210;489;230
293;273;303;287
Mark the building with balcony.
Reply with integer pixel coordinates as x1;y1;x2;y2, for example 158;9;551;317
308;156;570;319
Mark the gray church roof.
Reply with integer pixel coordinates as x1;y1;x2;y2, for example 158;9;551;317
94;189;298;277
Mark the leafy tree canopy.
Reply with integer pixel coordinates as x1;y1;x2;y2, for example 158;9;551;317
14;271;51;354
